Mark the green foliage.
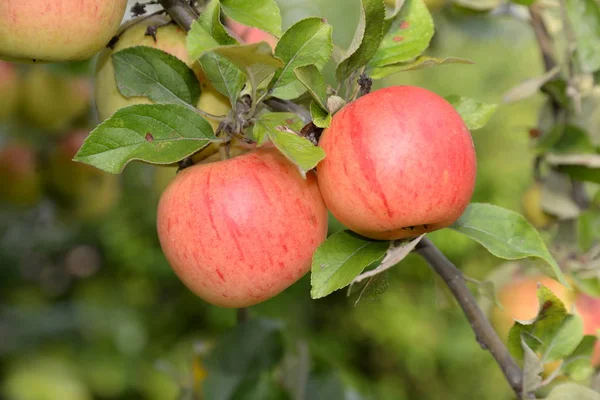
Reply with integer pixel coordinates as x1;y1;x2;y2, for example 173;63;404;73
74;104;220;173
220;0;283;37
444;95;498;130
112;46;202;107
566;0;600;73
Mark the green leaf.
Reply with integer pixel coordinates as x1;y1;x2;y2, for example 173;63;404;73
544;125;596;154
199;52;246;106
73;104;219;174
521;338;544;396
512;0;536;5
450;203;569;286
507;285;569;360
546;383;600;400
352;271;390;306
368;0;434;69
203;319;284;400
211;42;284;91
542;314;585;363
197;0;237;46
562;335;597;381
502;66;561;104
559;165;600;184
112;46;201;107
566;0;600;73
444;95;498;131
336;0;386;81
310;230;389;299
294;65;328;110
220;0;282;37
310;101;331;128
187;21;221;60
453;0;502;10
252;112;324;175
578;209;600;252
369;56;474;80
270;18;333;99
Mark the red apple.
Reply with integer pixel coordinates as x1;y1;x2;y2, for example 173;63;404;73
157;148;328;307
317;86;476;240
575;293;600;366
0;142;42;206
0;0;128;62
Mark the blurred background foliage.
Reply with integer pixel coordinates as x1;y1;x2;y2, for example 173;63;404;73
0;0;557;399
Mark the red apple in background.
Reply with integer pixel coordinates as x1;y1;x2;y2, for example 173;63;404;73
226;19;278;49
317;86;476;240
575;293;600;366
0;0;128;62
0;142;42;207
157;148;328;308
0;61;20;121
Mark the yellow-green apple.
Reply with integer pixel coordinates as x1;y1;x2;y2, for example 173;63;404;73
157;147;328;307
20;65;91;132
46;130;120;221
317;86;476;240
226;19;278;49
575;293;600;366
95;15;231;130
0;61;20;121
521;182;555;229
0;142;42;206
0;0;127;62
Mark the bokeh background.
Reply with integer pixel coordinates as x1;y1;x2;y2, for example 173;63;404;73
0;1;550;399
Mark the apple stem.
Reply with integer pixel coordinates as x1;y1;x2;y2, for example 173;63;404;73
416;237;524;398
157;0;197;31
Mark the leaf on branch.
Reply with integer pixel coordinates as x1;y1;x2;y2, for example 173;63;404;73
369;56;474;80
310;230;389;299
367;0;434;70
252;112;324;176
352;271;390;306
540;170;581;219
450;203;569;286
73;104;220;174
566;0;600;73
211;42;284;92
453;0;502;11
336;0;386;82
521;338;544;396
546;383;600;400
270;17;333;100
294;65;328;110
187;21;222;60
220;0;282;37
112;46;201;107
444;95;498;131
349;234;424;287
310;101;331;128
502;66;561;104
562;335;597;381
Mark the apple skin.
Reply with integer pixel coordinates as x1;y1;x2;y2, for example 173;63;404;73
0;61;20;121
317;86;476;240
490;275;575;342
0;0;127;63
226;19;278;49
20;65;92;133
521;182;555;229
157;147;328;307
46;130;120;221
575;293;600;366
0;143;42;206
95;15;230;129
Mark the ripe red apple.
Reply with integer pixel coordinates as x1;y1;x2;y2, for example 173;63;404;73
575;293;600;366
0;61;20;121
490;275;575;342
20;66;92;133
317;86;476;240
226;19;278;49
46;130;120;221
95;15;230;129
157;148;328;307
0;142;42;206
0;0;128;62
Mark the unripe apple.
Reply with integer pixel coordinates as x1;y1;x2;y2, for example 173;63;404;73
491;275;575;342
0;142;42;206
20;66;91;133
226;19;278;49
317;86;476;240
0;0;127;63
575;293;600;366
157;148;328;307
0;61;20;121
95;15;231;130
46;130;120;221
521;182;555;229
